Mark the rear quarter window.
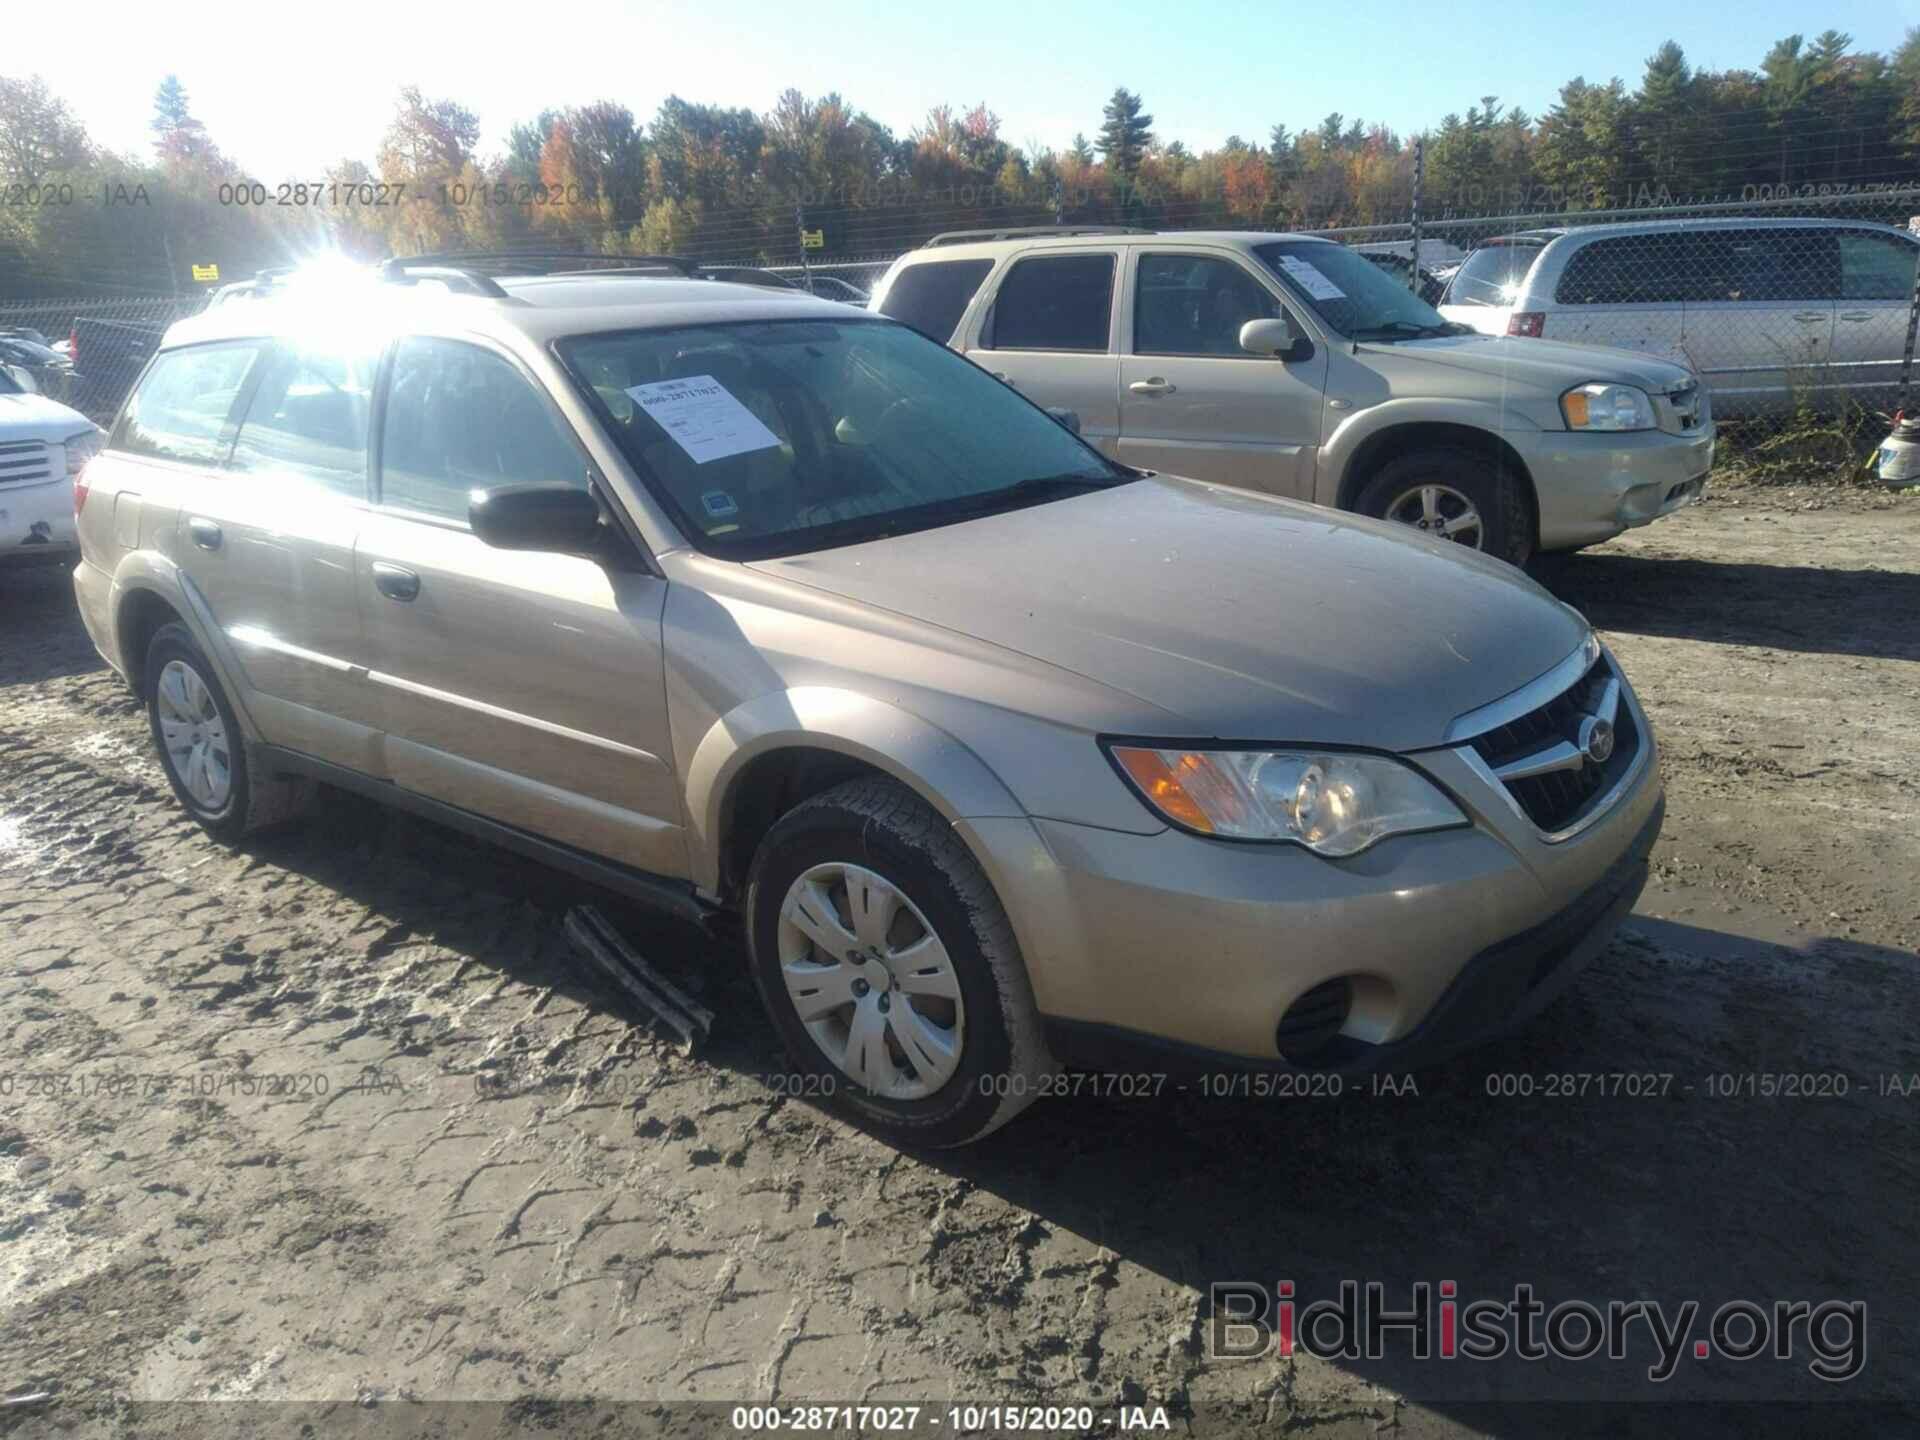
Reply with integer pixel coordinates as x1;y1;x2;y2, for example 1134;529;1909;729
1553;235;1686;305
875;259;993;343
110;342;262;466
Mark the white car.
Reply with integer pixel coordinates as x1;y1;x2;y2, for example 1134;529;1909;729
1;366;101;565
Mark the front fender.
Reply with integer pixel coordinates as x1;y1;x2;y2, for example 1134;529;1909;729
1316;397;1547;508
684;686;1026;894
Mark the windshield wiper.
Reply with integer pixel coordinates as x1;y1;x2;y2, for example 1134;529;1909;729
1355;319;1471;342
935;472;1127;519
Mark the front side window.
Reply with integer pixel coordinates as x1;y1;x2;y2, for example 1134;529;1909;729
875;259;992;341
1134;254;1282;356
229;338;376;499
111;342;261;465
985;254;1115;351
1253;241;1453;339
379;338;586;523
559;318;1124;559
1838;232;1919;302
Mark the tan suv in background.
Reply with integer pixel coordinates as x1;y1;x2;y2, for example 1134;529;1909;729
869;226;1715;566
73;256;1664;1146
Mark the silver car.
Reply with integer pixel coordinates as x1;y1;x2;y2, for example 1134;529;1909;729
1441;217;1920;419
73;260;1665;1145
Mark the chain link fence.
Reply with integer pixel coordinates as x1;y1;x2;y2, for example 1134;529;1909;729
0;295;207;423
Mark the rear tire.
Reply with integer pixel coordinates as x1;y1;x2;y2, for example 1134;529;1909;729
144;622;313;840
744;777;1054;1147
1354;447;1534;567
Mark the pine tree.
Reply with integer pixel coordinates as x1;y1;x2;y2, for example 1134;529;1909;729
1096;88;1153;176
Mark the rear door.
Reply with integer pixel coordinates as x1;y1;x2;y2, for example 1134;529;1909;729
1540;233;1687;365
153;336;383;769
1114;249;1326;497
1831;229;1920;413
961;250;1121;455
355;333;685;878
1679;228;1838;418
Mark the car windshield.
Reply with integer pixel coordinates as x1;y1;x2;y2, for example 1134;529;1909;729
1447;240;1548;306
1252;241;1458;340
558;318;1128;559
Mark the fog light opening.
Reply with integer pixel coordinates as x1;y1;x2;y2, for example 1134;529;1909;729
1274;977;1354;1065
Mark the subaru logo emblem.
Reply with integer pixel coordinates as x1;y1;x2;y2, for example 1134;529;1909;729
1578;715;1616;765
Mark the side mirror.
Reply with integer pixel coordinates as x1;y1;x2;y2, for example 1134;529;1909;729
1240;318;1313;363
470;483;607;556
1045;406;1082;435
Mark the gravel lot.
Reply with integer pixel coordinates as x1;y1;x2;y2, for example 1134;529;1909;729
2;483;1917;1437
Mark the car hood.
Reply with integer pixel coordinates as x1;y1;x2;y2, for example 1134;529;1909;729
748;477;1588;752
0;390;92;439
1366;333;1696;393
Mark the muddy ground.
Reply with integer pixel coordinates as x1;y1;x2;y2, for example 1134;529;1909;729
1;482;1917;1439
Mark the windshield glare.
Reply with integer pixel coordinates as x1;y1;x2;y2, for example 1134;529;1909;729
1253;241;1451;339
560;319;1121;558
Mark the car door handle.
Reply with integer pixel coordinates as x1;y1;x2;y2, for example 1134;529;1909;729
1129;378;1177;395
1838;311;1874;323
1792;312;1827;324
186;517;222;551
371;562;420;602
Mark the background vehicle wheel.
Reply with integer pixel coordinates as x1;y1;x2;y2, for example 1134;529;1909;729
745;777;1054;1146
144;622;313;840
1354;447;1533;567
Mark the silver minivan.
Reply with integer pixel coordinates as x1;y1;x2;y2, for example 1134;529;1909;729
1440;217;1920;419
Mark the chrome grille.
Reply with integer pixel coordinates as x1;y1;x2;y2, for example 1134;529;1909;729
0;439;53;489
1465;650;1640;835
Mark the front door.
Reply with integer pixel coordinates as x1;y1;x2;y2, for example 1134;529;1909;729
356;334;685;878
1116;250;1327;497
1831;229;1920;414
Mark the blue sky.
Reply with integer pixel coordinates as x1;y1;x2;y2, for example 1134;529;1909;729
11;0;1920;182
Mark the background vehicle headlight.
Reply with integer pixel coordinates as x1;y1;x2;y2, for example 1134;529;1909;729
1562;383;1654;432
1107;745;1466;856
64;430;102;476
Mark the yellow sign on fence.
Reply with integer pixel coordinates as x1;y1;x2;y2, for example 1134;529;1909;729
191;263;220;283
801;229;825;250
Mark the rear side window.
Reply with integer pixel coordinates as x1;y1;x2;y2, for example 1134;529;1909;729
1679;229;1840;303
985;254;1116;351
111;343;261;465
1838;232;1919;301
229;339;377;499
1554;235;1685;305
1446;243;1544;306
875;259;992;342
379;337;586;523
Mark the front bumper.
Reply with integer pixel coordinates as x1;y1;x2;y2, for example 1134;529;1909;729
958;669;1664;1070
0;476;77;563
1515;424;1714;551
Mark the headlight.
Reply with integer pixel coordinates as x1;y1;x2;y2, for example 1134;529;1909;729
64;430;102;476
1107;744;1466;857
1561;383;1654;432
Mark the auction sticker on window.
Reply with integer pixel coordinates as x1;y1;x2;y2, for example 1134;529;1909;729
1274;255;1345;301
624;376;781;464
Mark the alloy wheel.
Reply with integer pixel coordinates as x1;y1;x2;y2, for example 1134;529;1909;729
1384;483;1485;549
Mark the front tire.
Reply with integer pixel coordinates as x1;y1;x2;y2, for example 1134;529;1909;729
1354;447;1534;567
745;777;1054;1146
144;622;312;840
